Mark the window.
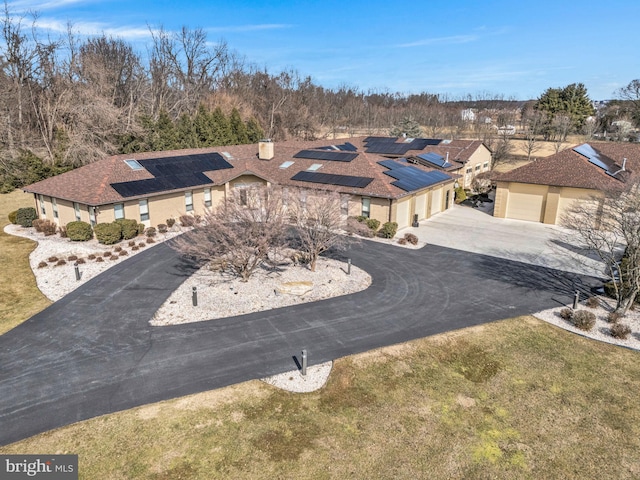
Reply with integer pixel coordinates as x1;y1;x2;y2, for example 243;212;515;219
52;198;58;219
39;195;46;216
445;190;450;210
88;206;96;226
475;164;481;171
239;189;248;206
73;202;81;221
139;199;149;222
361;197;371;218
341;194;349;216
466;167;472;174
483;162;489;170
114;203;124;220
204;188;212;208
185;191;193;212
124;159;143;170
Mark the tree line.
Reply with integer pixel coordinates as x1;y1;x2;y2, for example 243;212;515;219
1;4;639;191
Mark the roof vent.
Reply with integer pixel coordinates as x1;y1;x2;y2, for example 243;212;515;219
259;139;274;160
222;151;233;160
124;159;143;170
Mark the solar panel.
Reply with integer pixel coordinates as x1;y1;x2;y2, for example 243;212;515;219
381;163;452;192
573;143;620;175
316;142;358;152
293;150;358;162
291;171;374;188
139;152;233;177
415;153;453;169
111;172;214;197
363;137;442;155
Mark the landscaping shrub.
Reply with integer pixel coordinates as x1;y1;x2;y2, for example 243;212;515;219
157;223;168;234
87;254;96;260
16;207;38;227
365;218;380;231
404;233;418;245
103;251;112;257
380;221;398;239
115;218;139;240
180;214;196;227
355;215;367;223
610;323;632;339
8;210;18;224
166;218;176;228
146;237;155;244
67;255;78;261
95;257;104;262
559;308;574;320
131;245;139;251
94;223;122;245
145;226;157;237
37;261;47;268
585;296;599;308
606;312;622;323
47;256;58;263
32;219;45;232
454;187;467;204
138;242;146;248
58;225;67;238
572;310;596;331
55;259;66;266
346;217;374;238
110;255;119;260
397;237;407;245
66;221;93;241
137;223;145;235
39;220;57;236
128;240;136;247
76;258;86;264
114;246;122;252
119;250;128;256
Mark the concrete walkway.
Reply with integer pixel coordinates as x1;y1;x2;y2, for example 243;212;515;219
402;205;605;278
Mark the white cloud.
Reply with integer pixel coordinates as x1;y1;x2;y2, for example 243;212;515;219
36;18;152;39
398;34;478;48
206;24;292;33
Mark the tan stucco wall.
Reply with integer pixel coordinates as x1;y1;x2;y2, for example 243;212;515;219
456;145;492;189
495;181;600;225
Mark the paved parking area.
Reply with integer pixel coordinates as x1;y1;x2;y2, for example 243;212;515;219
403;205;606;278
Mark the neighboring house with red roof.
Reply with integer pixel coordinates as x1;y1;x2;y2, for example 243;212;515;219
22;136;490;231
493;143;639;224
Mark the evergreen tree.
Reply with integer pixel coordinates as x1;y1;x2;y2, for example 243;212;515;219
389;116;424;137
210;107;233;146
229;108;249;144
245;117;265;143
176;113;198;149
534;83;595;132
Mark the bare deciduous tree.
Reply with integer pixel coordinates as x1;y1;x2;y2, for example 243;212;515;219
173;186;287;282
288;189;347;272
562;184;640;314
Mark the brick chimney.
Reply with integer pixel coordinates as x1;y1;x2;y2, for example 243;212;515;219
258;139;274;160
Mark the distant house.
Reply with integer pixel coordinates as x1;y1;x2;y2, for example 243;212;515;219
494;143;640;224
23;136;490;232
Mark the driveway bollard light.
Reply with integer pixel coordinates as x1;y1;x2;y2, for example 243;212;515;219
192;286;198;307
74;262;80;281
301;349;307;376
573;290;580;309
347;258;351;275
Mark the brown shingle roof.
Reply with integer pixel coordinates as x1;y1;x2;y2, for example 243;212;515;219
495;142;640;190
23;137;474;204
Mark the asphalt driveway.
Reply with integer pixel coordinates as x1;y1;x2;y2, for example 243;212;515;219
0;239;599;446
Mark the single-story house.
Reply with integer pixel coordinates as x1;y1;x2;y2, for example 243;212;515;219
493;142;640;224
22;136;490;231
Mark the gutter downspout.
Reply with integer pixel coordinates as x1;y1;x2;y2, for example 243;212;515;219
388;198;392;223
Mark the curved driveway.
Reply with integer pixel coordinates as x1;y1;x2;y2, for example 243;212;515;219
0;240;598;445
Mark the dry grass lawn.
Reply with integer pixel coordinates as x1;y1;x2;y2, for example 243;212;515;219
0;190;50;333
2;318;639;479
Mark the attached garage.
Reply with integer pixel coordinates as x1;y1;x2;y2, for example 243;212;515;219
395;198;411;228
504;184;547;222
415;192;427;220
430;188;442;216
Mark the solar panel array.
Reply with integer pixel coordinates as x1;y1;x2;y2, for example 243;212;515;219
111;152;232;197
293;150;358;162
111;172;214;197
573;144;621;176
363;137;442;155
316;142;358;152
378;160;452;192
414;152;453;169
291;171;374;188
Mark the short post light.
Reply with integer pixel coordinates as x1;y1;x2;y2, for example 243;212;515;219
192;286;198;307
301;349;308;376
74;262;80;281
347;258;352;275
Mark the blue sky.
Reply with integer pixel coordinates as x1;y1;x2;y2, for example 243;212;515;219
9;0;640;100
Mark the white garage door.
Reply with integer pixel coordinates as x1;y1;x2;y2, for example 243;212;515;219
415;193;427;220
557;188;597;224
396;199;410;228
430;188;442;216
506;185;546;222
